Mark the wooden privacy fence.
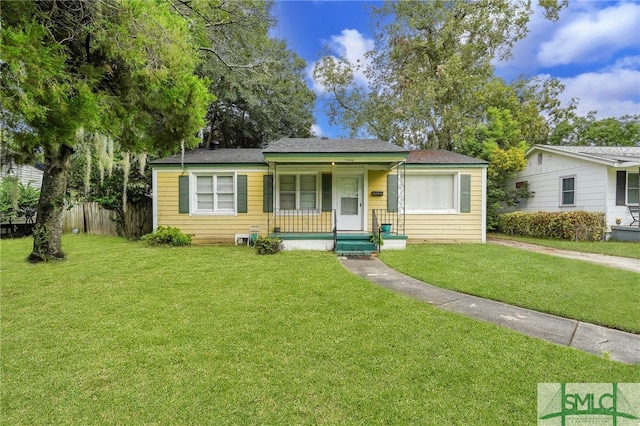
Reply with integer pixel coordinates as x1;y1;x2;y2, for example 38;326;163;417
63;201;152;238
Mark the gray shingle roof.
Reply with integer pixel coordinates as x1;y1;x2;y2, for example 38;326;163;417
150;148;265;165
151;144;487;166
530;145;640;164
263;138;409;153
407;150;487;164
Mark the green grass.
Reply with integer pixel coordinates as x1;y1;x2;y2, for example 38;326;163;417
380;244;640;334
491;232;640;259
2;235;639;425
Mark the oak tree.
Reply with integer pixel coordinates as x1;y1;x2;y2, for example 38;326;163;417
1;0;210;261
313;0;569;149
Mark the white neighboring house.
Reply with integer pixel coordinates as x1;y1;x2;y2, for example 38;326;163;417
505;145;640;230
1;162;44;227
0;162;44;188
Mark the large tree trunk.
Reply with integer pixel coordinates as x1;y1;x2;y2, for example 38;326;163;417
28;145;74;262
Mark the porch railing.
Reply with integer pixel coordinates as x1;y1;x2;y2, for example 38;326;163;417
371;209;403;235
273;209;335;234
372;209;381;251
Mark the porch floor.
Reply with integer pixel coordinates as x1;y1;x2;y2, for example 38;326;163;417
267;232;407;254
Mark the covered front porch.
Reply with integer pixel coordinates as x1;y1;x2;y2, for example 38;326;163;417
267;208;407;253
261;138;410;253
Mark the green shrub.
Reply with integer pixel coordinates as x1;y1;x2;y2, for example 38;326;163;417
498;211;606;241
141;226;192;246
253;237;282;255
1;179;40;223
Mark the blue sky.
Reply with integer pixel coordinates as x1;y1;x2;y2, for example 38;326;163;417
271;0;640;138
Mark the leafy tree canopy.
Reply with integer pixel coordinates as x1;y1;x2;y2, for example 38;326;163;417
1;0;211;261
174;0;315;148
549;113;640;146
314;0;571;149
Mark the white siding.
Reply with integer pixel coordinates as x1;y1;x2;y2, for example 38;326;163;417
507;152;607;213
0;164;43;187
506;150;640;229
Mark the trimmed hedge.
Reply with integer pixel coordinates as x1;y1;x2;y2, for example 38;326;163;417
498;211;606;241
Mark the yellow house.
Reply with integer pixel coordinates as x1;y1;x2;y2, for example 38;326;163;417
150;138;487;253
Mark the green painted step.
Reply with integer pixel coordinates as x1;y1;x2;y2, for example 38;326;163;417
336;241;377;252
335;233;377;254
335;250;373;257
335;233;372;240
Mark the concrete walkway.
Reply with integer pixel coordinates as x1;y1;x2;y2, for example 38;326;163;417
488;238;640;273
339;256;640;365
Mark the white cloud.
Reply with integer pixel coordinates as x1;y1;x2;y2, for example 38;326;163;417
307;28;374;94
328;29;374;72
604;55;640;71
496;2;640;119
311;124;323;137
553;59;640;118
538;2;640;66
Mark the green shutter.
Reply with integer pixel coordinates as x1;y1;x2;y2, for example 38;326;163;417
460;174;471;213
616;171;626;205
237;175;248;213
322;173;332;211
178;175;189;214
387;174;398;212
263;175;273;213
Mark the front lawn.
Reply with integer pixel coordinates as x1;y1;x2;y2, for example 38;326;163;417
2;235;639;425
380;244;640;334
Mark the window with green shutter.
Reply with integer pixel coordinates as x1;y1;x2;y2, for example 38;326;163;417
263;175;273;213
178;175;189;214
460;174;471;213
387;174;398;212
194;174;235;213
237;175;247;213
404;173;470;213
277;174;319;210
322;174;332;211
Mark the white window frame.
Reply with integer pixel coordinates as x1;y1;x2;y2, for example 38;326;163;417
191;172;237;215
405;172;459;214
276;173;320;212
560;175;576;207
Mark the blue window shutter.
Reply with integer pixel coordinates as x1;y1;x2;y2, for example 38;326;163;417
237;175;248;213
460;174;471;213
387;174;398;212
322;174;332;211
263;175;273;213
178;175;189;214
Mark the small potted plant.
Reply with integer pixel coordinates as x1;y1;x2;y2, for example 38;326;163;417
615;218;622;225
370;233;384;247
380;223;392;234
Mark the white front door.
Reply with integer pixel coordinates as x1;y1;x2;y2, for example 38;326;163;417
337;175;363;230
